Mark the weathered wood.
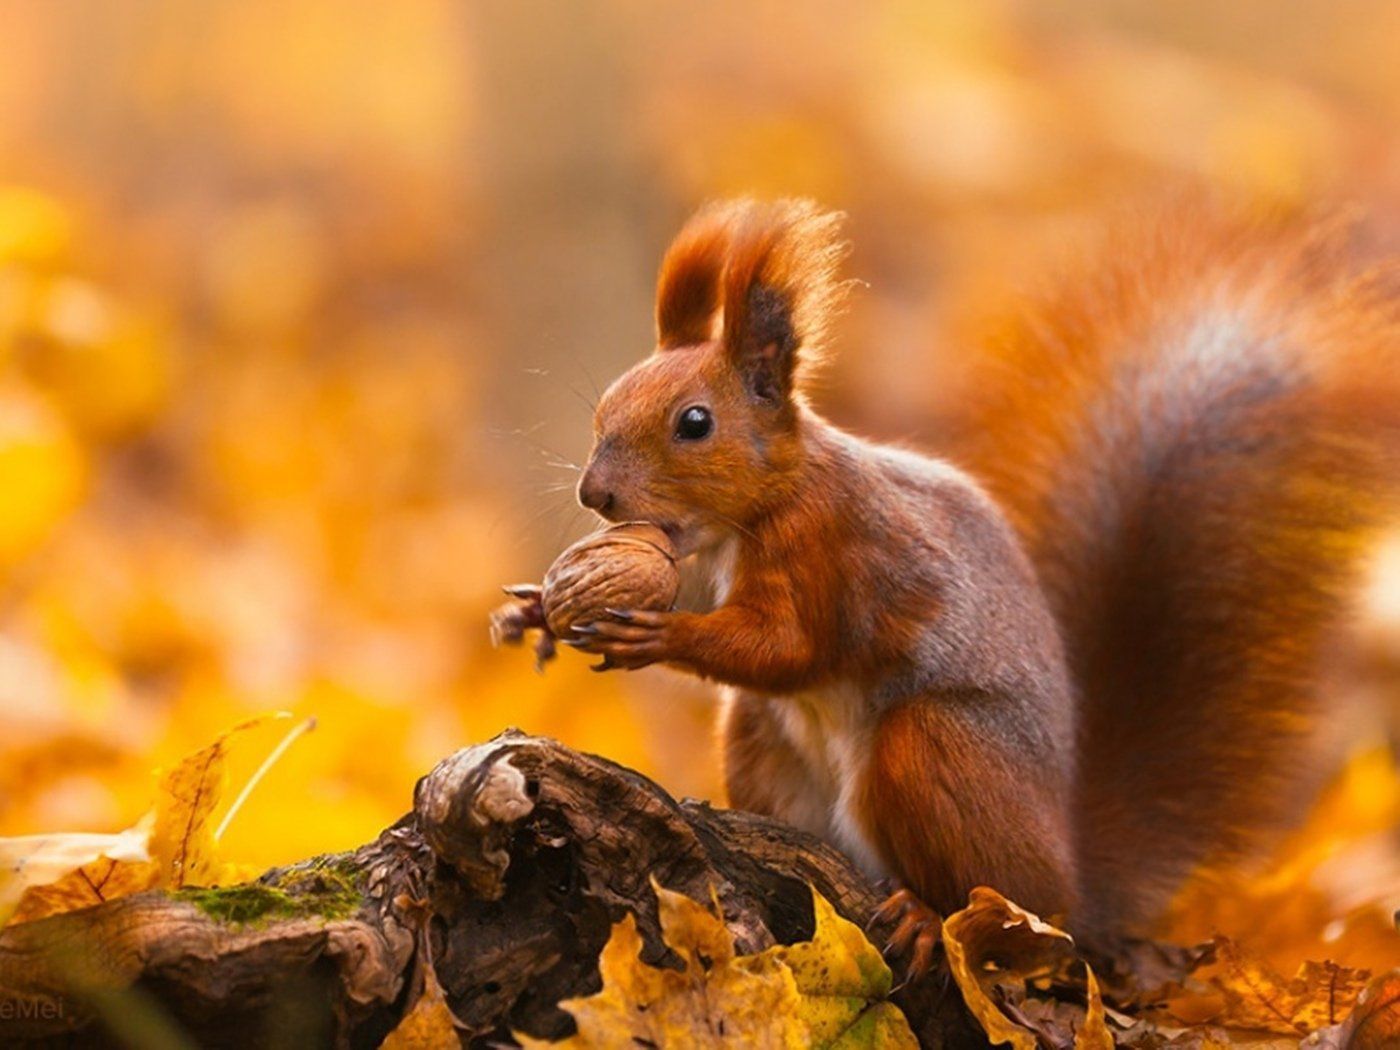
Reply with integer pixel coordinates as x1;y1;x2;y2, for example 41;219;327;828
0;730;977;1048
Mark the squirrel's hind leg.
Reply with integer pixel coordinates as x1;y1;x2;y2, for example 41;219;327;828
853;698;1078;927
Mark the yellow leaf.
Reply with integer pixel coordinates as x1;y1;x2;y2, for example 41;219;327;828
0;711;296;927
1074;966;1114;1050
0;815;155;924
149;711;291;889
942;887;1076;1050
1201;936;1370;1035
8;854;160;926
750;889;911;1048
382;959;460;1050
519;882;916;1049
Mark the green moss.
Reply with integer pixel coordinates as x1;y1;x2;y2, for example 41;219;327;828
176;884;305;926
176;853;365;927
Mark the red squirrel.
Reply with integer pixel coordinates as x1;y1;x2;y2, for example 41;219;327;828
502;198;1400;965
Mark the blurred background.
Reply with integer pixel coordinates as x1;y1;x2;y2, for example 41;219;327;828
3;0;1400;961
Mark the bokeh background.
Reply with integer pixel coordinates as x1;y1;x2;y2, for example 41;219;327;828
3;0;1400;965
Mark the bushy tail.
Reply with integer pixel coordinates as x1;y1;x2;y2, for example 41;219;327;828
958;202;1400;939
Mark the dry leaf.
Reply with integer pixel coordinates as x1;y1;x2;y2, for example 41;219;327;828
519;880;916;1048
1201;936;1371;1035
382;959;460;1050
1299;968;1400;1050
1094;937;1218;1010
1076;966;1115;1050
1;712;292;926
148;712;292;889
765;889;912;1047
522;904;805;1048
942;886;1076;1050
0;816;157;924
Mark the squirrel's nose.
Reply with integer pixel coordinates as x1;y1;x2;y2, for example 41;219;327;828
578;475;615;515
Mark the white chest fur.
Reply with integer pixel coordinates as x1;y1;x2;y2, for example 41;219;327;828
693;538;887;878
773;681;888;879
704;536;739;606
684;535;739;609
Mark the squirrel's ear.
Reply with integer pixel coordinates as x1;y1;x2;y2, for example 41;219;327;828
721;199;851;405
655;201;741;349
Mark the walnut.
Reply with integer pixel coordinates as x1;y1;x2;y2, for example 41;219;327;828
542;523;679;637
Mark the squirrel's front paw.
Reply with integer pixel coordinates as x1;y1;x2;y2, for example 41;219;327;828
562;608;682;671
489;584;557;670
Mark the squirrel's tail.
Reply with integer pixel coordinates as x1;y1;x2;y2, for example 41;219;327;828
959;201;1400;940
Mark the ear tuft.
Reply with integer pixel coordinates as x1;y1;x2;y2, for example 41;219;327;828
721;199;852;402
655;200;743;348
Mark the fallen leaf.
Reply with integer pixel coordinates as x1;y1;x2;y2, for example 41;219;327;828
760;889;911;1048
150;712;292;889
942;886;1076;1050
519;880;916;1048
1301;968;1400;1050
0;815;156;923
1;711;294;926
1093;936;1218;1009
1076;966;1115;1050
1202;936;1370;1035
382;957;460;1050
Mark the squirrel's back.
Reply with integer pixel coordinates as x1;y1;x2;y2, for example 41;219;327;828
957;203;1400;939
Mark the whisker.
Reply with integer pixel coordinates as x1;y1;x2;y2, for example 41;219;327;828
532;447;583;471
565;382;597;416
488;479;578;548
535;480;579;496
487;422;548;439
534;452;583;473
576;361;604;403
487;417;587;471
526;464;581;480
552;504;591;553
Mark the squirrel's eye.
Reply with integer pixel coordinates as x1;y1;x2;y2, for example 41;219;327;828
674;405;714;442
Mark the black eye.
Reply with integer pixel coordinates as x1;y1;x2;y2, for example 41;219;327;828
674;405;713;442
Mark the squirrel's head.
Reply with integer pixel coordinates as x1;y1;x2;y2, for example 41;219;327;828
579;199;852;555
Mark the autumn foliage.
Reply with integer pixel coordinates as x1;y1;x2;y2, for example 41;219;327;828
2;2;1400;1047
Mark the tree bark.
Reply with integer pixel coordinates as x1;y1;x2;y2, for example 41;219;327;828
0;730;978;1048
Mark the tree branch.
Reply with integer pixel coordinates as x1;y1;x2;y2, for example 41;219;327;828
0;730;976;1048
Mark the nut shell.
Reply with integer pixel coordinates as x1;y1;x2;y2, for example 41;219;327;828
542;523;679;637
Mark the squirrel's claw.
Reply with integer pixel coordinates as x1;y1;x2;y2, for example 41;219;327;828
872;887;944;986
564;608;678;670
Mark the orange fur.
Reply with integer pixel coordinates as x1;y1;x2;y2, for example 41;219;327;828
720;199;852;394
857;699;1078;921
958;202;1400;937
654;198;851;386
655;201;739;348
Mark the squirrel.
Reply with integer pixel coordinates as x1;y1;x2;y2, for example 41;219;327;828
499;197;1400;967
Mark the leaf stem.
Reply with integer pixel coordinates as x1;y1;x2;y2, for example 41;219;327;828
214;717;317;842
